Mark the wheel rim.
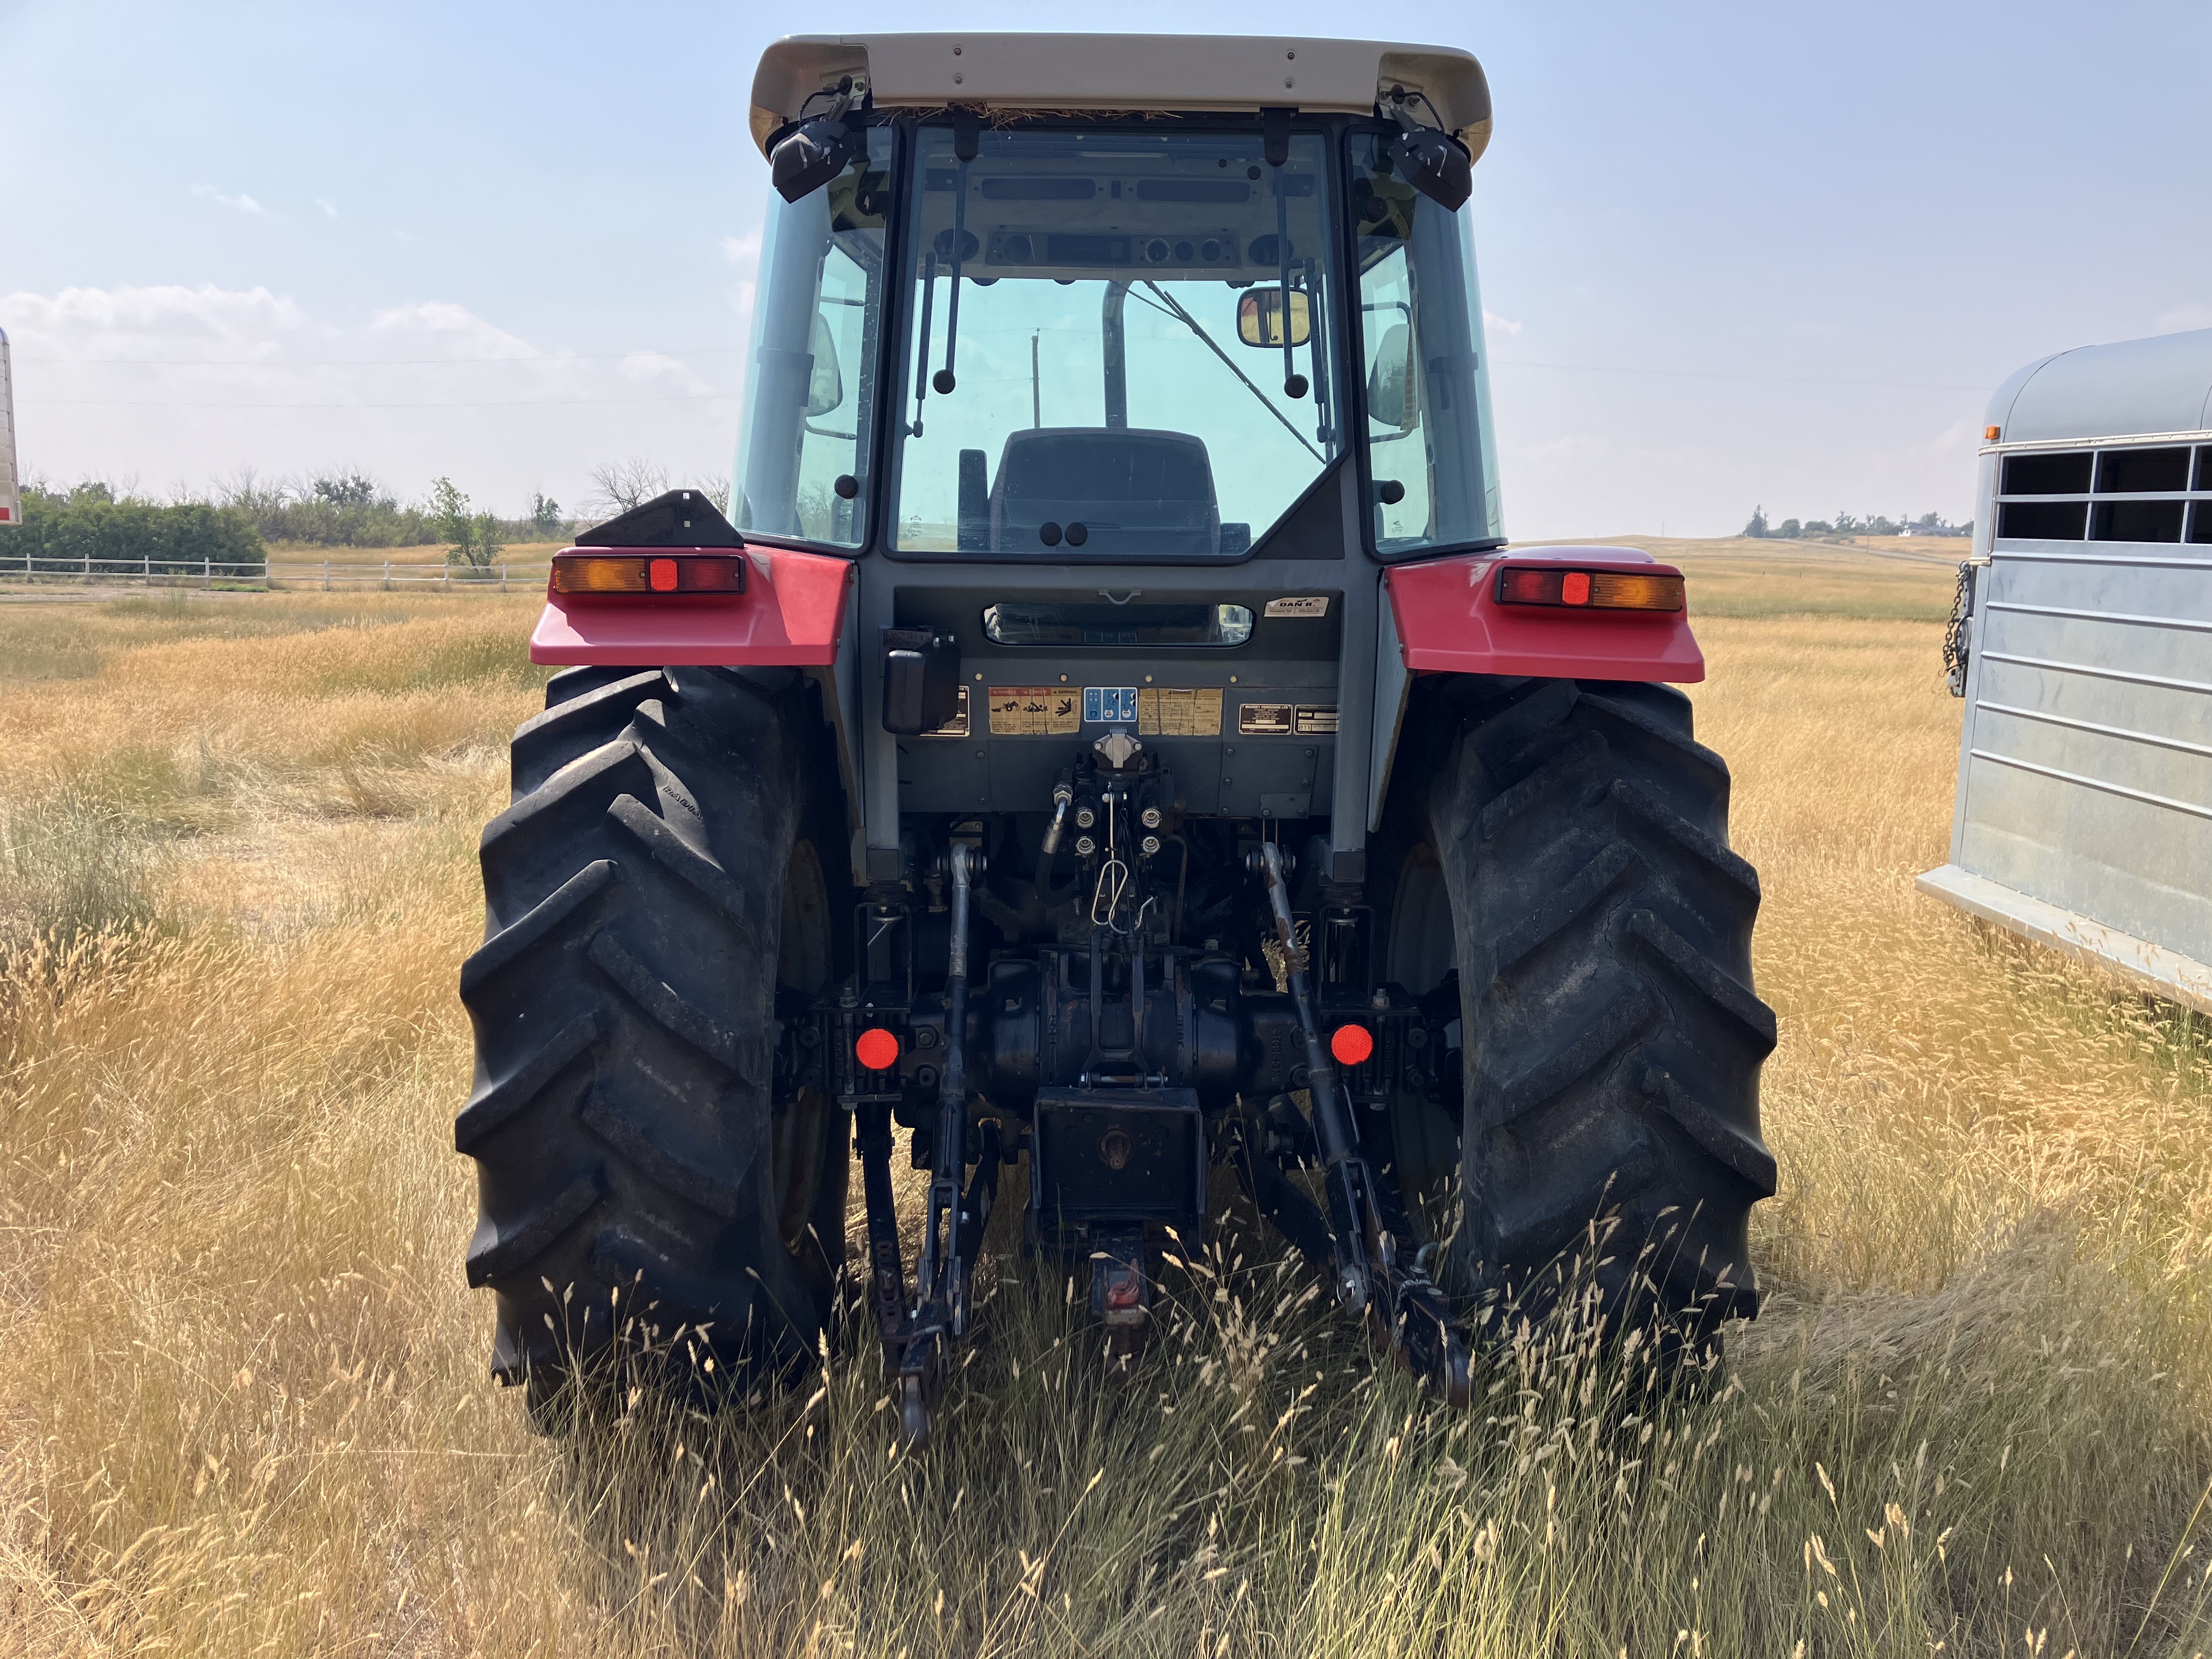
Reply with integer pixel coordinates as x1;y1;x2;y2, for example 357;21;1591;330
1386;845;1455;994
1381;842;1463;1243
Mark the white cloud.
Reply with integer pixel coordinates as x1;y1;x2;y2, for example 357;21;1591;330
0;284;734;514
619;351;712;394
314;198;339;221
193;185;268;216
3;283;316;360
370;301;544;362
1483;308;1523;338
720;232;760;267
2156;303;2212;334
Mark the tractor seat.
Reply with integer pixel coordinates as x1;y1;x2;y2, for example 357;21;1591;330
986;427;1221;555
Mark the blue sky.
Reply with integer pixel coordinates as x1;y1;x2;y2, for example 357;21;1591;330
4;0;2207;538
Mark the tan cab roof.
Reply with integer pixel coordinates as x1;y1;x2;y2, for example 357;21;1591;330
749;33;1491;163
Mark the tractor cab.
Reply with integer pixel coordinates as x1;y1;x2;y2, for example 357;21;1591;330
733;35;1502;560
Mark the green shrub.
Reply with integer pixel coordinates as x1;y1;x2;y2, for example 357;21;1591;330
12;489;264;576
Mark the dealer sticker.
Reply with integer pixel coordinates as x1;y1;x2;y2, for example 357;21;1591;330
1263;596;1330;618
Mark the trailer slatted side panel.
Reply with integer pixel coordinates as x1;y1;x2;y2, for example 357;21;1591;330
1953;541;2212;969
1921;326;2212;1012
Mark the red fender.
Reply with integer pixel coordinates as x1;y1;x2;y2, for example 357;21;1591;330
528;543;853;667
1383;545;1704;682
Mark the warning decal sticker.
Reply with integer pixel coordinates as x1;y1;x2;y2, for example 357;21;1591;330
1137;687;1224;736
987;686;1081;735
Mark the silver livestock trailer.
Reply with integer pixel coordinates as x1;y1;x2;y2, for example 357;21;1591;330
1921;326;2212;1013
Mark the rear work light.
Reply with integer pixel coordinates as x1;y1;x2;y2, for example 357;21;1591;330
551;552;748;596
1496;566;1684;612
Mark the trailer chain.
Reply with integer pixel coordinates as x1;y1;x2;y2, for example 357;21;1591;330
1942;559;1977;697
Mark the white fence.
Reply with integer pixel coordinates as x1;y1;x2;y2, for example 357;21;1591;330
2;549;552;591
275;560;551;590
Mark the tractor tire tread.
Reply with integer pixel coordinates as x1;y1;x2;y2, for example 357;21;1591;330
455;1009;602;1153
466;1169;605;1287
459;665;842;1393
514;671;670;795
1408;675;1773;1344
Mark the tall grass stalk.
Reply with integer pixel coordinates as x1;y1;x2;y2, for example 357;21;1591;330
0;574;2204;1654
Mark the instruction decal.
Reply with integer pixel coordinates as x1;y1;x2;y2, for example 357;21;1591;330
1084;686;1139;724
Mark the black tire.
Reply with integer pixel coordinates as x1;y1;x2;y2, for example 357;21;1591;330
1372;676;1776;1352
458;664;851;1405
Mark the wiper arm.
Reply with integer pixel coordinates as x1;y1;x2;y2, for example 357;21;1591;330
1139;282;1322;465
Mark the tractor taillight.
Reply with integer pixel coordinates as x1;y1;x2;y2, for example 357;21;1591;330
854;1028;900;1071
551;552;748;596
1496;566;1684;612
1330;1024;1374;1066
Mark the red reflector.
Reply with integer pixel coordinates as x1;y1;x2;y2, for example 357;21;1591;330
648;557;679;592
1561;570;1592;606
1330;1023;1375;1066
854;1027;900;1070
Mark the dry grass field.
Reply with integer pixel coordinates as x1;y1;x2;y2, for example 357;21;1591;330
0;547;2207;1656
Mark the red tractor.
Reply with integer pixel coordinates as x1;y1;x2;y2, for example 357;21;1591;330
458;33;1774;1443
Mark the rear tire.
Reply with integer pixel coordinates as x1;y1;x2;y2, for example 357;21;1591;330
458;664;850;1408
1374;676;1776;1353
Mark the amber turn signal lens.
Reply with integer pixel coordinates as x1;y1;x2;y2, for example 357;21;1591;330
1329;1023;1375;1066
551;553;747;596
1496;566;1684;612
854;1028;900;1071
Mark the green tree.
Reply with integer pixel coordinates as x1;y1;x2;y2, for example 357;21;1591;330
529;492;562;537
430;476;496;568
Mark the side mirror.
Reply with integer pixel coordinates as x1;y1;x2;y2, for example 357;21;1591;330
806;312;844;417
1366;322;1417;431
1237;287;1311;349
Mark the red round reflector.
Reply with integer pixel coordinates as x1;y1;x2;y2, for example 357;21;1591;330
1330;1023;1375;1066
1561;571;1592;606
648;557;679;592
854;1027;900;1070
